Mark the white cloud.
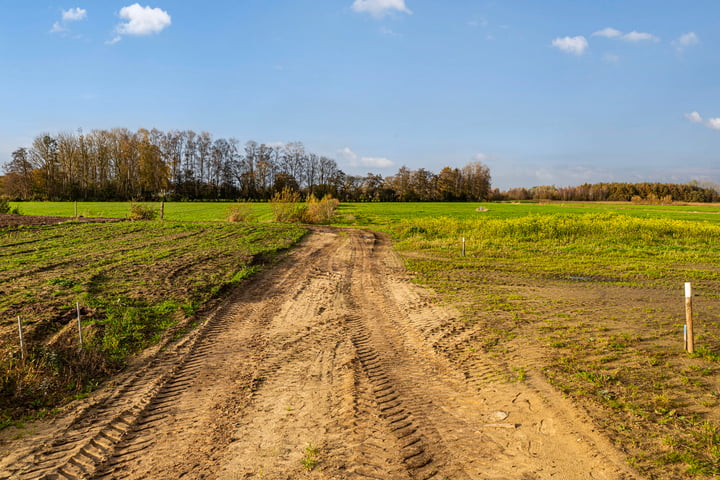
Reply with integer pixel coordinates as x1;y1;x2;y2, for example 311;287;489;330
592;27;621;38
50;22;67;33
622;31;659;42
337;147;394;169
473;153;489;161
677;32;699;47
50;7;87;34
336;147;358;163
684;111;720;131
359;157;394;168
673;32;699;51
105;36;122;45
62;7;87;22
592;27;660;43
707;118;720;131
551;36;588;55
351;0;411;18
116;4;171;36
685;111;703;124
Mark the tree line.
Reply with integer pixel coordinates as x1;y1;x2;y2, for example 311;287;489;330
0;128;492;202
499;182;720;203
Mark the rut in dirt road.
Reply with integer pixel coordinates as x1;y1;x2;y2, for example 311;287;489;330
1;228;638;480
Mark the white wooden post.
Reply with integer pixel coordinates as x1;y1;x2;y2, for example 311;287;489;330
17;316;25;364
77;301;84;348
685;282;694;354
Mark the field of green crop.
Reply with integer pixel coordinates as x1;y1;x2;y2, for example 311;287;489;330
8;201;275;222
336;201;720;225
11;200;720;225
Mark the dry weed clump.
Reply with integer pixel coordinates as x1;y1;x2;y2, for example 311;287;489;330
270;188;339;224
304;194;339;224
128;203;158;220
226;203;255;223
270;188;307;223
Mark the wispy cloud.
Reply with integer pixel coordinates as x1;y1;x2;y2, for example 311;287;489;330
603;53;620;65
673;32;699;52
380;26;401;36
591;27;660;43
50;22;67;34
111;3;171;43
351;0;411;18
359;156;394;168
592;27;621;38
551;36;588;55
337;147;395;169
622;31;660;43
50;7;87;34
337;147;358;163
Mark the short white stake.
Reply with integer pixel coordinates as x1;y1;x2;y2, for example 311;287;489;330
685;282;694;354
17;316;25;364
77;301;84;348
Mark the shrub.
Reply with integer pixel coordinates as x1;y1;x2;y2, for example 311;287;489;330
128;203;158;220
270;188;307;222
304;194;339;224
0;198;19;215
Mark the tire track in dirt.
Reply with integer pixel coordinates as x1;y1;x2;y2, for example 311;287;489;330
0;233;331;480
2;228;640;480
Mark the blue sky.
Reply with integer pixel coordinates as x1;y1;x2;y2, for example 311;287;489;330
1;1;718;190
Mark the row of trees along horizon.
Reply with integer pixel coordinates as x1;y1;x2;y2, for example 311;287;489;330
1;128;718;203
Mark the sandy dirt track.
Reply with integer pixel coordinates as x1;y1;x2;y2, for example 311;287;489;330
0;228;640;479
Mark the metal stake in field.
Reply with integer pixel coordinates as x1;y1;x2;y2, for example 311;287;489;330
685;282;694;354
77;301;84;348
462;237;466;257
17;316;25;364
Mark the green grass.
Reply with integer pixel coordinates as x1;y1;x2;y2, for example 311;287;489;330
10;200;720;225
335;201;720;227
9;201;275;222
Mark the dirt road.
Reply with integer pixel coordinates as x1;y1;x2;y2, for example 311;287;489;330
0;228;639;479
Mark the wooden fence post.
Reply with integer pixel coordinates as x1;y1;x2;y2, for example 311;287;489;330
462;237;466;257
77;301;84;348
685;282;694;354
